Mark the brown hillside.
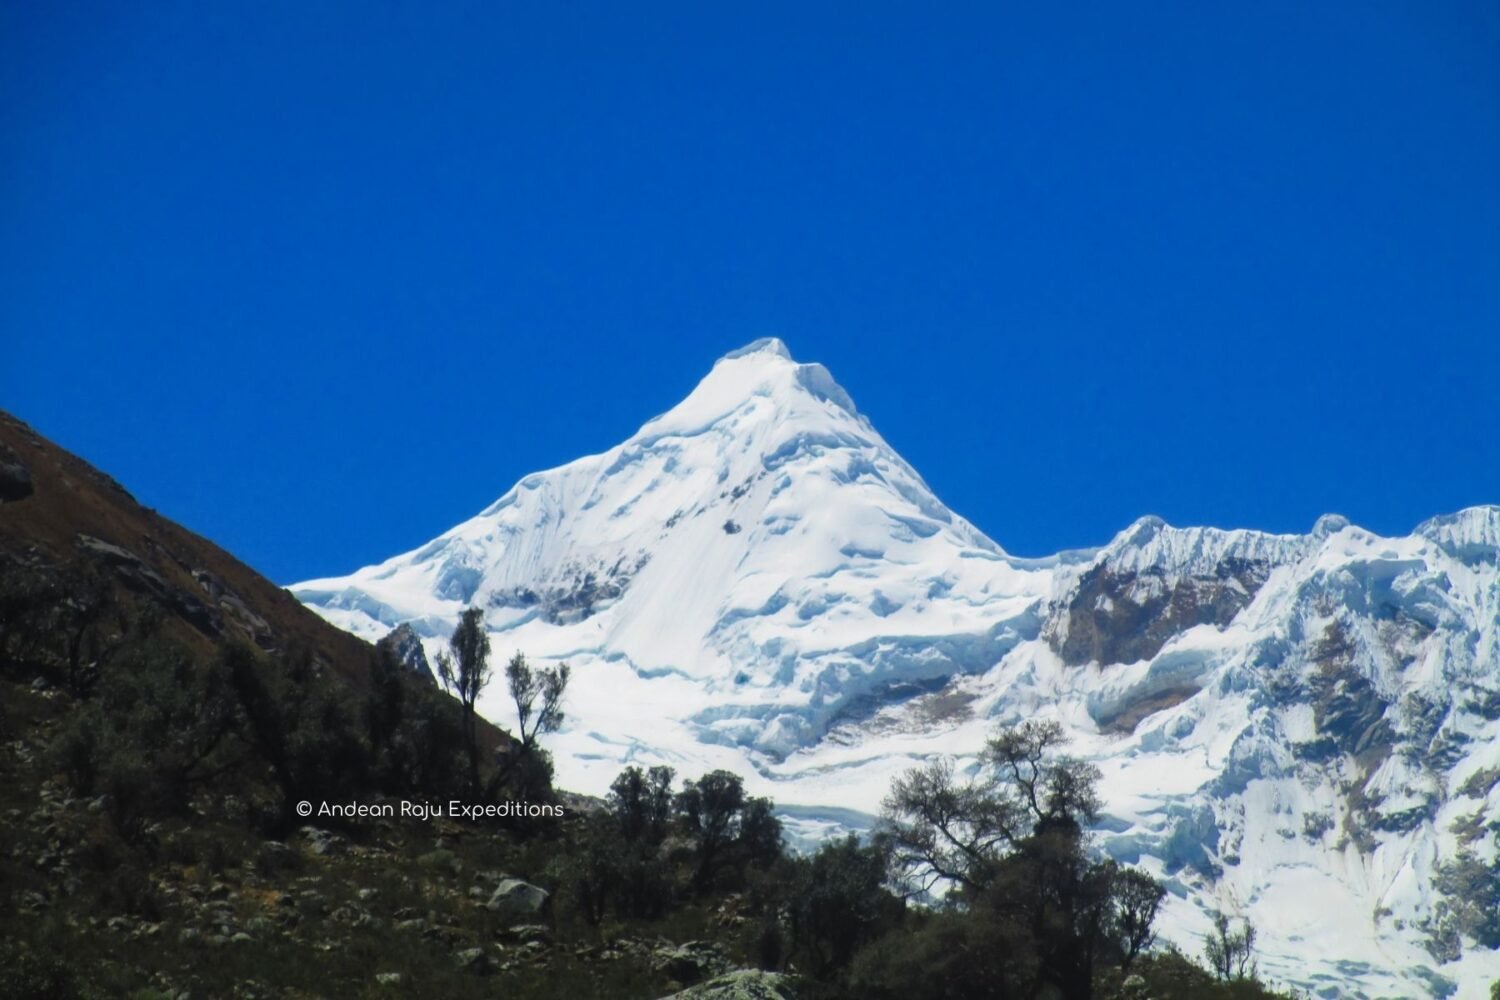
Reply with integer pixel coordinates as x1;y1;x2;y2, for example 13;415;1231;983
0;409;509;748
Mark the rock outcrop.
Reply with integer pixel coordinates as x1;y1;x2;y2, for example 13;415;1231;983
377;622;436;684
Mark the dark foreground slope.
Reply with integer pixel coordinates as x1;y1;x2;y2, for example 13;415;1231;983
0;413;805;997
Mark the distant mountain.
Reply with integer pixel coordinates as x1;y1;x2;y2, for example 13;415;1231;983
293;340;1500;998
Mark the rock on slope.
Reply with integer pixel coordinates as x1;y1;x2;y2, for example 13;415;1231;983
293;341;1500;998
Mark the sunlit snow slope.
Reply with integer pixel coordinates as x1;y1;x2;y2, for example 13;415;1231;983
293;339;1500;998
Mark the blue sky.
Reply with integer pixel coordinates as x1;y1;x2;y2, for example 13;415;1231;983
3;2;1498;583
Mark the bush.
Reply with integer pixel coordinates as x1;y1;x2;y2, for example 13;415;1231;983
849;909;1037;1000
222;641;374;828
558;817;618;927
0;938;80;999
96;866;163;921
51;634;239;841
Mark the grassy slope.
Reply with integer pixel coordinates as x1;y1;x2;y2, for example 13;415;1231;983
0;673;746;999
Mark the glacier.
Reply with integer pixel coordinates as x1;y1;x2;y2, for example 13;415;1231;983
292;338;1500;998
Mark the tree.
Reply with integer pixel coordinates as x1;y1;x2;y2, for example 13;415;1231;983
984;719;1100;836
675;769;783;889
738;795;784;867
879;721;1161;1000
790;834;897;975
56;635;242;841
504;650;569;747
609;764;675;844
1204;910;1257;981
595;764;678;919
882;721;1100;896
388;678;467;798
221;642;372;831
436;607;491;796
1113;867;1167;971
677;769;746;888
561;815;618;928
882;756;1014;895
984;827;1120;1000
487;651;569;801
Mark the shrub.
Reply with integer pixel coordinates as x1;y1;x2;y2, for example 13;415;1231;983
51;634;240;841
0;938;80;999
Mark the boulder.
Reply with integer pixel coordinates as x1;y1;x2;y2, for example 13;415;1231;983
298;826;344;857
497;923;551;944
484;878;549;921
652;940;731;985
657;969;800;1000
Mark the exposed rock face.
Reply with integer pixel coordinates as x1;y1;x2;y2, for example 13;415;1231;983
1046;517;1309;668
298;826;345;857
1050;557;1272;667
72;534;276;648
1294;621;1394;768
193;567;274;643
454;946;493;974
487;554;651;625
0;441;32;502
377;622;436;684
76;534;223;638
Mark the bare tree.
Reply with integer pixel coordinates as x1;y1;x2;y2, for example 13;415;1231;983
881;720;1102;896
488;651;569;799
504;651;569;748
1204;909;1257;980
984;719;1100;834
882;757;1016;894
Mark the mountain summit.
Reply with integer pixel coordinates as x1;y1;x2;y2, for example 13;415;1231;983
294;340;1041;756
294;344;1500;997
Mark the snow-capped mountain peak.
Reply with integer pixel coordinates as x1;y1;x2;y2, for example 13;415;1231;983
294;340;1026;752
638;336;864;439
293;343;1500;997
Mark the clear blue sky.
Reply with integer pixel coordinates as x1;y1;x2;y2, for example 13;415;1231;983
3;3;1497;583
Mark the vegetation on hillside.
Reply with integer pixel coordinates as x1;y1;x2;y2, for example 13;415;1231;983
0;566;1308;998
